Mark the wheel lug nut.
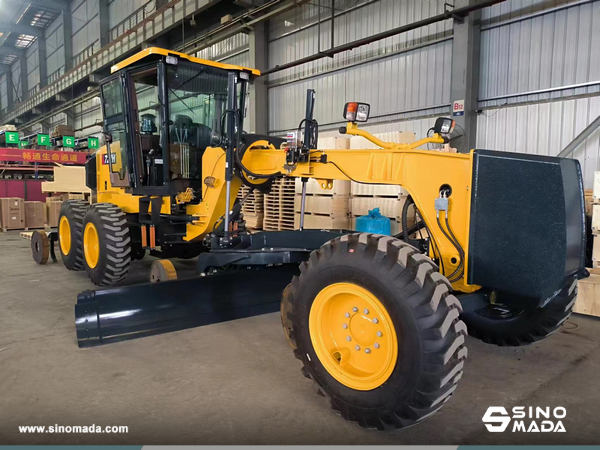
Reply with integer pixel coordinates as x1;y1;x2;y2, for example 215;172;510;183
343;323;348;329
364;308;369;314
373;318;379;324
345;312;350;318
352;307;358;312
377;331;382;337
365;348;371;354
346;335;351;341
355;345;360;351
374;343;380;349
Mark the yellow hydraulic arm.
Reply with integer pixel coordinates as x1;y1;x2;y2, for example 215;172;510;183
185;123;478;294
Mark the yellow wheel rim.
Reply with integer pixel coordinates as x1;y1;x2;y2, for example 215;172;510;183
59;216;71;255
309;283;398;391
83;222;100;269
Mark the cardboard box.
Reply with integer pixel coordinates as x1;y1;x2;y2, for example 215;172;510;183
46;200;63;227
0;197;25;229
24;201;46;229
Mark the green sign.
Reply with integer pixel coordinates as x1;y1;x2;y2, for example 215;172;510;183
64;136;75;147
19;140;28;148
37;133;50;146
5;131;19;144
88;136;99;149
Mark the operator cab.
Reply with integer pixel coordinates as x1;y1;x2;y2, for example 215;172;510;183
99;47;259;197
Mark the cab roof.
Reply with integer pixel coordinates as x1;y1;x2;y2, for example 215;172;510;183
110;47;261;77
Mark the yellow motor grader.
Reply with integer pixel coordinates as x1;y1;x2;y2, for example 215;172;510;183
56;48;586;430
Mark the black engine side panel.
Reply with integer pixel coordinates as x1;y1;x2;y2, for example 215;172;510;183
467;149;585;302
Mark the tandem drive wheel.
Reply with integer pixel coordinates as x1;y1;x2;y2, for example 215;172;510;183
82;203;131;286
58;200;88;270
150;259;178;283
281;233;468;430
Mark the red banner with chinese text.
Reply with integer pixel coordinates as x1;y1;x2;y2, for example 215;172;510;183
0;148;88;165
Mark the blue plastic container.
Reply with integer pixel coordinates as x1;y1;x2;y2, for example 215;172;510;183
355;207;391;236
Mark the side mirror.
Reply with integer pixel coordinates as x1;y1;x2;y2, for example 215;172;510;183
343;102;370;123
433;117;455;135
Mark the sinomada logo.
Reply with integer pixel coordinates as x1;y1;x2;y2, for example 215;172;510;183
482;406;566;432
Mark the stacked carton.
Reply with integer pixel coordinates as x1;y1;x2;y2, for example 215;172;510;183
24;201;46;229
0;198;25;230
46;198;63;228
294;178;350;229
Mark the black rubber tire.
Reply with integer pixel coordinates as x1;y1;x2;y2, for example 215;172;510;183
281;233;468;430
460;278;577;346
82;203;131;286
58;200;88;271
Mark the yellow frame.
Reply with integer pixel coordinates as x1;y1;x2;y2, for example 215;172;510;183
111;47;261;76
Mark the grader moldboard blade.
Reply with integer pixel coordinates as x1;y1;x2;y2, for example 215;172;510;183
75;265;298;347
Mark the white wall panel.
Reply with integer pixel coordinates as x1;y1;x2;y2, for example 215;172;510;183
477;97;600;188
11;60;22;102
268;39;452;133
108;0;151;29
26;41;40;94
268;0;452;85
194;34;248;61
46;14;65;78
0;75;7;113
72;0;101;57
479;0;600;106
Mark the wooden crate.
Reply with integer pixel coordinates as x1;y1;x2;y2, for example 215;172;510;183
243;213;264;230
294;194;349;216
264;178;296;231
294;213;349;230
295;178;351;196
238;186;265;229
42;166;91;195
574;272;600;318
350;182;408;198
350;195;409;219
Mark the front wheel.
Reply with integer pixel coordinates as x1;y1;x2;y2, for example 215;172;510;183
281;233;468;430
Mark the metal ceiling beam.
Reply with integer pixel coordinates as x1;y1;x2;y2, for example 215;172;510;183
0;22;44;38
0;47;24;58
180;0;310;55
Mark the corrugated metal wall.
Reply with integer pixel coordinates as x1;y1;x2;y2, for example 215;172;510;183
476;0;600;187
10;60;22;103
477;95;600;187
72;0;101;59
479;0;600;107
108;0;150;28
0;75;7;114
267;0;452;133
26;41;40;97
45;13;66;80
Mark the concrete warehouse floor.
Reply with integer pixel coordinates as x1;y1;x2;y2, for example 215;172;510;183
0;231;599;445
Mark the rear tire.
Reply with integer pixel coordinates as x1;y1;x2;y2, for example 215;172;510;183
281;233;468;430
461;278;577;346
58;200;88;271
82;203;131;286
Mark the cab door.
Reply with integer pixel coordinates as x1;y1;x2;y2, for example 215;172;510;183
100;74;131;188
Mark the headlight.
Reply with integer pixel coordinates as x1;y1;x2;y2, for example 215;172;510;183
434;117;455;134
343;102;371;123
